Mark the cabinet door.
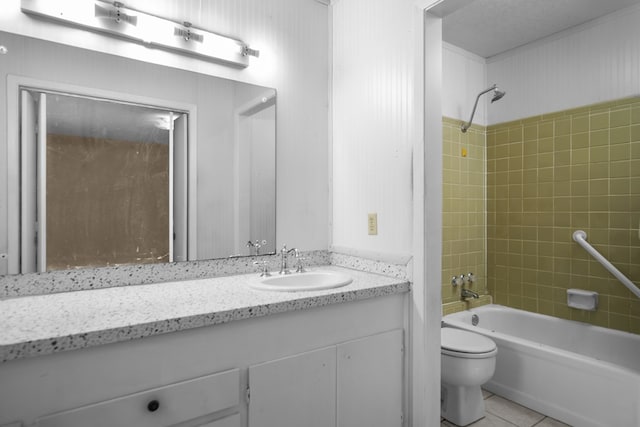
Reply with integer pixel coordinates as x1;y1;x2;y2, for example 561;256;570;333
248;346;336;427
337;329;404;427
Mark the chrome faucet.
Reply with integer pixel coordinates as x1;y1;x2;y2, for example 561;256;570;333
293;249;306;273
461;287;479;299
247;239;267;256
279;244;297;275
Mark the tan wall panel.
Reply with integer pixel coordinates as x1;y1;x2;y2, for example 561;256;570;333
46;134;169;270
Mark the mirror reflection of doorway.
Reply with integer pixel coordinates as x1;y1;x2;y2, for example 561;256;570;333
20;90;187;273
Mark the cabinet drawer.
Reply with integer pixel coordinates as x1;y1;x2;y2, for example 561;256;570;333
198;413;240;427
35;368;240;427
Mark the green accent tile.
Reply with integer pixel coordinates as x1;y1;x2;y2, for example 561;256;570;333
589;163;609;179
610;127;630;145
571;196;589;212
590;129;609;147
590;112;609;130
610;212;631;228
590;146;609;163
610;160;630;178
536;121;552;139
610;195;630;212
509;127;523;143
571;212;589;228
538;167;554;182
509;156;523;171
538;137;554;153
632;142;640;159
495;130;509;144
572;148;589;165
590;212;609;228
572;115;589;133
524;125;538;141
554;197;571;212
538;153;554;168
523;155;538;169
610;144;630;162
610;108;630;128
589;195;609;211
554;181;571;196
571;132;589;149
571;164;588;180
631;125;640;142
555;118;571;136
538;198;554;212
571;180;588;196
554;166;571;182
555;135;571;151
523;140;538;155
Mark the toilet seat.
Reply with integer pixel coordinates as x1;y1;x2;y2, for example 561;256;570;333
441;328;497;359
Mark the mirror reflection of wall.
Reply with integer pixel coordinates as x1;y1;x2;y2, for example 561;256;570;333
20;91;185;273
0;31;277;276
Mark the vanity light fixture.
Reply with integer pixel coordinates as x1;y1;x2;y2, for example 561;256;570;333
174;22;204;43
21;0;260;67
95;1;137;26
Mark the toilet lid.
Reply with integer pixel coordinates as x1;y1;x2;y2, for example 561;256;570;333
441;328;496;354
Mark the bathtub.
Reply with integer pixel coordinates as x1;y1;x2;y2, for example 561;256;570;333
443;304;640;427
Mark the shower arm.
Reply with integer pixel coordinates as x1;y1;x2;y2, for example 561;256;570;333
461;84;497;133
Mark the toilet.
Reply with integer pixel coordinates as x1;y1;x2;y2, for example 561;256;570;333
441;327;497;426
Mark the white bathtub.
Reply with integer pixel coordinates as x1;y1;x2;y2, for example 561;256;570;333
443;304;640;427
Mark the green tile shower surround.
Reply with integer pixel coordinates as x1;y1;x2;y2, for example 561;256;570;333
442;97;640;335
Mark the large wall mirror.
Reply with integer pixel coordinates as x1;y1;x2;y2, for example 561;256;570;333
0;30;277;275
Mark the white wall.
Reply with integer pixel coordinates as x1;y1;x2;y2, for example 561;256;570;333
487;3;640;124
331;0;415;257
443;42;487;123
0;0;329;253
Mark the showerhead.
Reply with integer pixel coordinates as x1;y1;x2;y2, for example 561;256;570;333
491;87;506;103
461;84;506;132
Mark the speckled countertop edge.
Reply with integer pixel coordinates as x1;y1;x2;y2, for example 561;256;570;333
0;266;410;363
0;250;332;299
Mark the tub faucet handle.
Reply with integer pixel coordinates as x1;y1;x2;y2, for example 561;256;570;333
451;275;463;287
466;272;476;283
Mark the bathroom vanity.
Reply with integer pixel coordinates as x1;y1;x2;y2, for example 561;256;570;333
0;266;409;427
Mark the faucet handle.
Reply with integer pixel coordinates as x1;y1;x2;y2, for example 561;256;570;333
253;260;271;277
294;251;306;273
466;272;475;283
451;276;463;287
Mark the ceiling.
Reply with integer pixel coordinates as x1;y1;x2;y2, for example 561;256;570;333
442;0;640;58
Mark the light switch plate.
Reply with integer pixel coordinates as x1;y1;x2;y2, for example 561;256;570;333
368;213;378;235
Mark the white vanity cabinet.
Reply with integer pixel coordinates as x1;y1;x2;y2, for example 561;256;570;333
0;292;407;427
248;329;404;427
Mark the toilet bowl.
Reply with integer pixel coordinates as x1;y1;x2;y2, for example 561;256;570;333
441;327;497;426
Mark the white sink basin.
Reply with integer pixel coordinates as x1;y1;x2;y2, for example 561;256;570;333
250;270;353;292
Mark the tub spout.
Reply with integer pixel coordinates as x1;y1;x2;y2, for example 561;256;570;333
461;288;479;299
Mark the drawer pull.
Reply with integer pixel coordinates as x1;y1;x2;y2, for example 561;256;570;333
147;399;160;412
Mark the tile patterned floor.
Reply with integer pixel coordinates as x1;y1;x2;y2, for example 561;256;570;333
441;390;571;427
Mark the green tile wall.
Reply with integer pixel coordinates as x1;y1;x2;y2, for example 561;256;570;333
486;98;640;334
442;117;487;306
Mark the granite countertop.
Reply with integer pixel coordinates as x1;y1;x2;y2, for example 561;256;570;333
0;266;410;363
